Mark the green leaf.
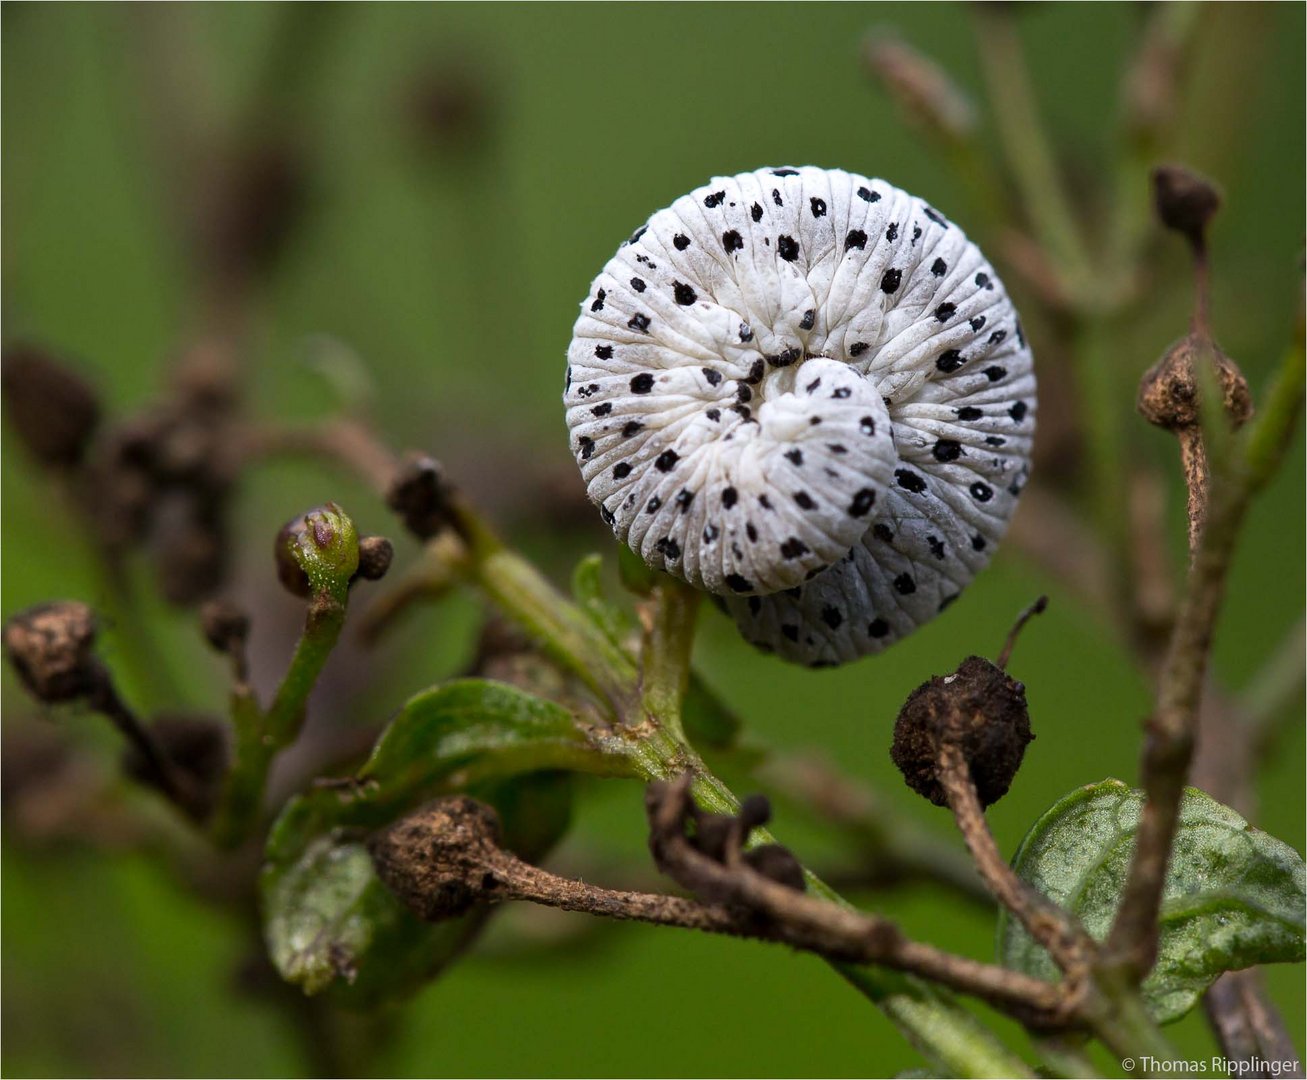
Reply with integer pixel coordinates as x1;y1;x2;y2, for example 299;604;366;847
359;678;636;793
998;780;1306;1023
263;773;573;1006
261;679;635;1002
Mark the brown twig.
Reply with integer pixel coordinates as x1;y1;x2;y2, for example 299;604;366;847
756;755;989;906
935;745;1093;988
1204;971;1305;1080
642;778;1068;1022
1102;450;1251;977
372;787;1067;1023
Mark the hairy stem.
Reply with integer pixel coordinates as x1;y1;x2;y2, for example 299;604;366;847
971;5;1094;301
211;592;348;847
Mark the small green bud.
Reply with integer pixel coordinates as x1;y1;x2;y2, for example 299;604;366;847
275;502;359;599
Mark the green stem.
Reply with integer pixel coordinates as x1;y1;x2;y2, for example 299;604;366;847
1104;2;1204;295
972;5;1095;301
639;579;700;741
1087;973;1188;1077
211;593;348;847
467;543;1033;1077
1243;339;1305;493
473;548;639;716
1072;316;1132;605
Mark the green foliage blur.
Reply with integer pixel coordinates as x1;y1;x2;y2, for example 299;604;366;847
3;4;1303;1077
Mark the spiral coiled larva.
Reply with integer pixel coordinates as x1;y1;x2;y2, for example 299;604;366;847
565;166;1035;667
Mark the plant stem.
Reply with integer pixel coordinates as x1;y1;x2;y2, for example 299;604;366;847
447;523;1034;1075
971;5;1095;302
1071;316;1134;606
1103;337;1303;974
639;579;700;741
211;593;348;847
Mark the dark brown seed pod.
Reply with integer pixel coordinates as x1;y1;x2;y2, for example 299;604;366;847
1;344;102;467
890;655;1033;808
199;598;250;656
1137;333;1252;433
386;454;458;541
2;601;100;703
355;535;395;582
1151;164;1221;256
369;796;507;922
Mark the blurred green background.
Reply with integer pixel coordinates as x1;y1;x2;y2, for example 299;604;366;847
3;3;1303;1077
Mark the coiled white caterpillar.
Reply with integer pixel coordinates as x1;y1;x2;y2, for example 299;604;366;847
565;166;1035;667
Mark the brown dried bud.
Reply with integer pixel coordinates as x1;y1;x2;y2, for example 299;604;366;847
154;496;230;606
355;535;395;582
406;58;497;156
199;598;250;656
369;796;507;922
2;601;100;703
204;138;310;286
121;711;228;822
743;844;806;892
386;454;457;540
1;344;101;467
891;656;1033;808
1152;165;1221;255
1138;333;1253;432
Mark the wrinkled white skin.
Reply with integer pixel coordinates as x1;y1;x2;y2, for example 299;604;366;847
565;166;1035;666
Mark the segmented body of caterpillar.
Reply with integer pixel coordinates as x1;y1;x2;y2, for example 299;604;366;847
565;166;1035;667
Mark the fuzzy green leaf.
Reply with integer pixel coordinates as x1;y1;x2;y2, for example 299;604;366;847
358;677;635;792
998;780;1306;1023
261;679;632;1001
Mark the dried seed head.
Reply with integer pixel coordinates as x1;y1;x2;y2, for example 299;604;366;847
890;655;1033;808
355;535;395;582
2;601;100;703
154;495;229;606
1;344;101;467
369;796;506;922
199;598;250;655
1152;165;1221;255
204;138;310;286
386;454;457;541
275;502;359;599
1138;333;1253;432
121;711;228;822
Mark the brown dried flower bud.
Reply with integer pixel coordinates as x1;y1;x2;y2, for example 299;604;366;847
1152;165;1221;255
1;344;101;467
890;656;1033;808
1138;333;1253;432
154;496;230;606
2;601;100;703
386;454;458;541
199;598;250;656
369;796;507;922
355;535;395;582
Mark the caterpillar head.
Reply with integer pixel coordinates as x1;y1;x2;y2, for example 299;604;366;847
565;166;1035;667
